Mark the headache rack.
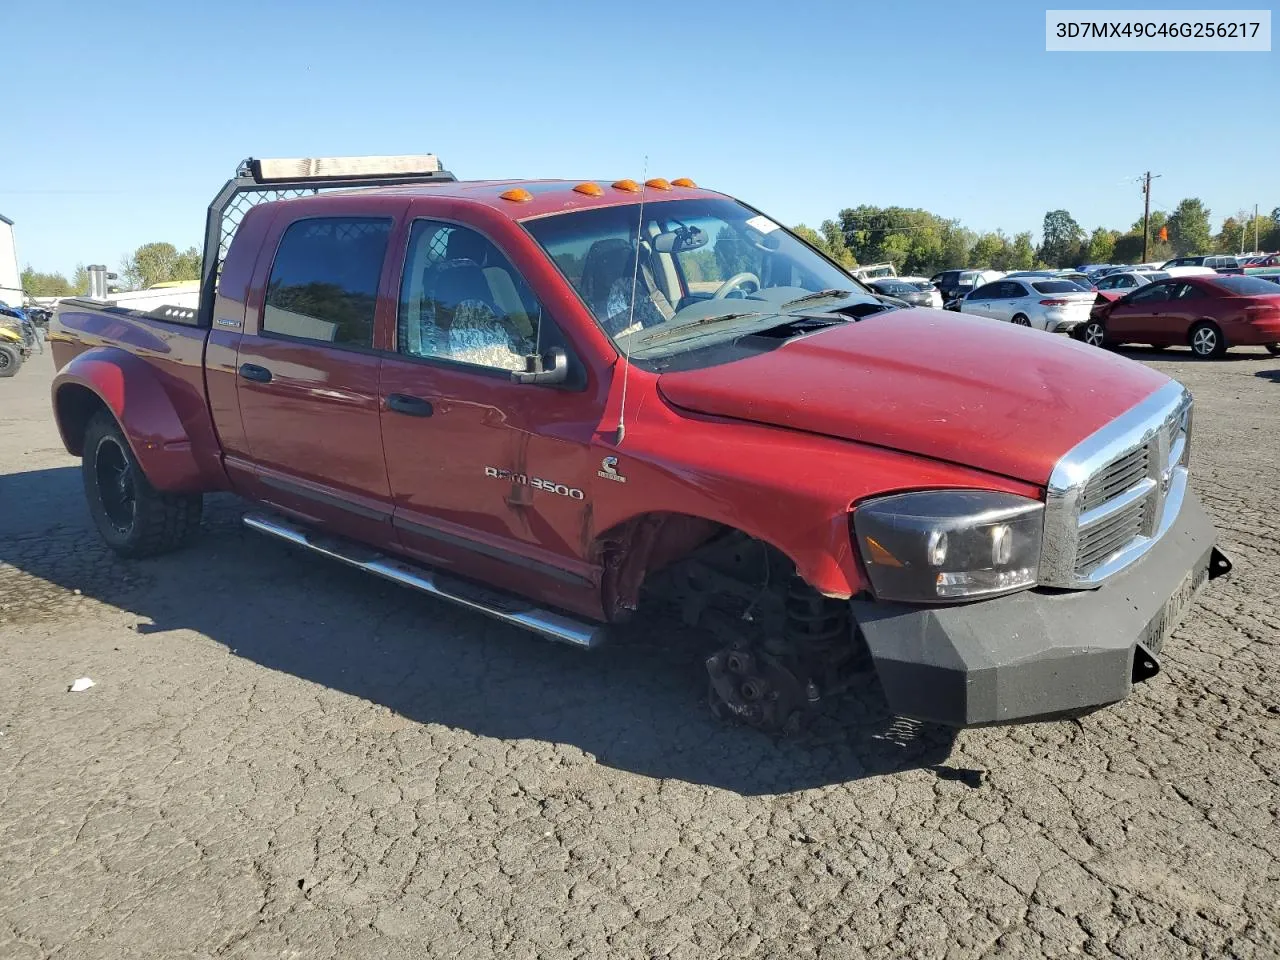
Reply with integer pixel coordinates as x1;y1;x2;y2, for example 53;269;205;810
197;154;456;328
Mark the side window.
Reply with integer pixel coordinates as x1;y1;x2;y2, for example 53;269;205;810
968;283;994;300
1004;282;1028;298
264;217;391;348
397;220;541;372
1128;283;1172;303
1173;283;1205;300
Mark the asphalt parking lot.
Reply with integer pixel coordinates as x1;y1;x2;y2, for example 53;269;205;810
1;343;1278;959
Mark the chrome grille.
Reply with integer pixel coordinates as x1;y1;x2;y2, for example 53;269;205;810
1076;500;1146;575
1079;446;1149;512
1041;382;1192;588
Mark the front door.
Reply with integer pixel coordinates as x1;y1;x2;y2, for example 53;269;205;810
235;214;395;542
1107;281;1173;342
378;219;601;609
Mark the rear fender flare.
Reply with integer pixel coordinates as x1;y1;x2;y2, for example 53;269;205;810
52;347;206;492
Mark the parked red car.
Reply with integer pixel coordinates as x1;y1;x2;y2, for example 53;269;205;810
1078;274;1280;358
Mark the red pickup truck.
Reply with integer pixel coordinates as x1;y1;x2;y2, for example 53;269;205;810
49;155;1230;733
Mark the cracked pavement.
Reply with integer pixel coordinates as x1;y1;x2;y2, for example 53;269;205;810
1;345;1277;958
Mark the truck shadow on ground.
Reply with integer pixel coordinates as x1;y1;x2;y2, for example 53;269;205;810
0;466;965;795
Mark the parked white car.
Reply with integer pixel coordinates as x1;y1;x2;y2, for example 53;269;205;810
959;277;1095;333
1162;265;1219;278
1093;270;1171;294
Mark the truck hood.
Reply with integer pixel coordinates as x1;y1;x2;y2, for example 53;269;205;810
656;310;1170;485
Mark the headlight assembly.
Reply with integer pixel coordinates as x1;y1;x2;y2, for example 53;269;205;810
852;490;1043;603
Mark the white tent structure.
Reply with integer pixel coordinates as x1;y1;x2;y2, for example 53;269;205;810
0;214;21;309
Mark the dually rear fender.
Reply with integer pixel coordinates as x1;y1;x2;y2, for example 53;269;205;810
52;347;215;493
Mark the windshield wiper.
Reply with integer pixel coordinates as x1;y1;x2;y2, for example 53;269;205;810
780;288;854;311
625;310;767;347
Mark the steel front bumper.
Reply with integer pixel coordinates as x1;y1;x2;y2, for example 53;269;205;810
850;490;1224;727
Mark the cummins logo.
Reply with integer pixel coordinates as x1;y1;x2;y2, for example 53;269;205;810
598;456;626;483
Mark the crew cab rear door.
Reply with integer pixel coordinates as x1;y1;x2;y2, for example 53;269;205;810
378;212;604;605
234;203;400;544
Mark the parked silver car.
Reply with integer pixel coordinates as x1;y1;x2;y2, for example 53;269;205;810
959;278;1095;332
1094;270;1171;295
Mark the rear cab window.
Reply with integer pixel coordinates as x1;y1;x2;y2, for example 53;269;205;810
263;217;393;348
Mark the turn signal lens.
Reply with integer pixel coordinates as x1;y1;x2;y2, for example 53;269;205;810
644;178;672;190
671;177;697;188
573;182;604;196
612;179;641;192
499;188;533;203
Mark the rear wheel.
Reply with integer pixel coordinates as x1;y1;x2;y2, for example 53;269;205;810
1189;321;1226;359
1081;319;1108;348
1266;343;1280;356
82;412;203;557
0;344;19;377
1011;314;1032;327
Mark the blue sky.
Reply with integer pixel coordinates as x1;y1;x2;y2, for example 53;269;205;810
2;0;1275;276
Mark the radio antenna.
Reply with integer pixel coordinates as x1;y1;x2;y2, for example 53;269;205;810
614;156;648;445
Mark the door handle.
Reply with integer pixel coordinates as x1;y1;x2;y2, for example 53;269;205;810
386;394;434;417
238;363;272;383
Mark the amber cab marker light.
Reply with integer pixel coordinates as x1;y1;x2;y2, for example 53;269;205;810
645;178;672;191
499;188;533;203
612;179;641;192
671;177;697;188
573;182;604;196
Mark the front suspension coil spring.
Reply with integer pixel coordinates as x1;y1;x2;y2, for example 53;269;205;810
783;576;849;648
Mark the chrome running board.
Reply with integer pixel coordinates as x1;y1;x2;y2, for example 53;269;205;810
242;513;606;649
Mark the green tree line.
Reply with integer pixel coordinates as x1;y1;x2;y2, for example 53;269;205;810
794;201;1280;274
21;241;201;298
20;204;1280;300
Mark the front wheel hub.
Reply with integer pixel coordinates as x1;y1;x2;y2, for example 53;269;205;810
706;642;811;734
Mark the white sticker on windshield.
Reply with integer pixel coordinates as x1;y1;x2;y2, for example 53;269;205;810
745;214;780;234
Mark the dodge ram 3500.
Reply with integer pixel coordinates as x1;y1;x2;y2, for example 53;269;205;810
50;155;1232;733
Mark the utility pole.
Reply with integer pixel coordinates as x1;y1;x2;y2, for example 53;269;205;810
1140;171;1161;261
1255;203;1260;255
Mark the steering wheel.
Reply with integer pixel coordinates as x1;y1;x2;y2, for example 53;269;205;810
712;272;761;300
